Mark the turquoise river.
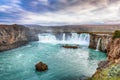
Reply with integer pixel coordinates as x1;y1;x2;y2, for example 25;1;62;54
0;41;107;80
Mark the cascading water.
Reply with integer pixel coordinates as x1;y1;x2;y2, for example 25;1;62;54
62;33;66;41
38;33;57;43
38;33;90;46
96;38;101;51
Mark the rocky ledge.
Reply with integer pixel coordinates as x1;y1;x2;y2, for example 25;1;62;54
0;24;38;51
89;31;120;80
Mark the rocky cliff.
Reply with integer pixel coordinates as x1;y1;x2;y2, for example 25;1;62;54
89;34;112;52
0;24;38;51
89;34;120;80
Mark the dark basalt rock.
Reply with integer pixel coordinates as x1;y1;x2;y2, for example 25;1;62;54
62;45;79;49
35;62;48;71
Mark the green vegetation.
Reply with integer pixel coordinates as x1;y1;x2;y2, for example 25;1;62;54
113;30;120;39
88;63;120;80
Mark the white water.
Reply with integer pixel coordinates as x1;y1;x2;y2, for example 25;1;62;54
38;33;90;46
62;33;66;41
96;38;101;51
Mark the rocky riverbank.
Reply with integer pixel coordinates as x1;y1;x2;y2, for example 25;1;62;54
88;31;120;80
0;24;38;51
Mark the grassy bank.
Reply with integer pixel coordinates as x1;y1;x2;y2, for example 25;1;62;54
88;63;120;80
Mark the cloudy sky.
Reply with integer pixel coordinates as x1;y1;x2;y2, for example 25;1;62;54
0;0;120;25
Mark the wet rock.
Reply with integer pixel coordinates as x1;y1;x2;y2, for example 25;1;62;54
62;45;79;49
35;62;48;71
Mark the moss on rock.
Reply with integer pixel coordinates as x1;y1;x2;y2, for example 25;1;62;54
113;30;120;39
88;63;120;80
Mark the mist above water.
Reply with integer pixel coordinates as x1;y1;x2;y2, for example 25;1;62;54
38;33;90;46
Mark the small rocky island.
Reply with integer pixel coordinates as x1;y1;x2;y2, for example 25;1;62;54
62;44;79;49
35;62;48;71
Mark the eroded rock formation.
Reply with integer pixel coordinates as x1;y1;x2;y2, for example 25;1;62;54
0;24;38;51
89;38;120;80
89;34;112;52
107;38;120;61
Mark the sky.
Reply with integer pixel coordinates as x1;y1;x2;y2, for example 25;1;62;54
0;0;120;25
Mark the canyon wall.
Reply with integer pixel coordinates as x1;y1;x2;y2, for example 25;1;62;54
0;24;38;51
89;34;112;52
89;35;120;80
107;39;120;61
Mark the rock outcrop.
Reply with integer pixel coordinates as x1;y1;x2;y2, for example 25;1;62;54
89;37;120;80
35;62;48;71
107;38;120;61
89;34;112;52
0;24;38;51
62;44;79;49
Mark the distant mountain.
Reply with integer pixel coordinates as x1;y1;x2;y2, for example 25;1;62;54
24;24;120;33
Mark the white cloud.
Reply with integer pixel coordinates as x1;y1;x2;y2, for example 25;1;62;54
15;1;120;25
37;0;49;5
0;5;12;12
1;0;120;25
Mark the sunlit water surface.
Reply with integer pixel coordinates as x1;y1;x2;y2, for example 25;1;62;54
0;42;106;80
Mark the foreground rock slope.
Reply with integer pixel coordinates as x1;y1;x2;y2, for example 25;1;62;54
0;24;38;51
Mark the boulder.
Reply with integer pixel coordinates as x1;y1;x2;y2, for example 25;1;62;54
35;62;48;71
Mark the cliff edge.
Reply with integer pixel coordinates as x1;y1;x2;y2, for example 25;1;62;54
0;24;38;51
89;31;120;80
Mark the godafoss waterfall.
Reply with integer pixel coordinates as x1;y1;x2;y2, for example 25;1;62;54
1;0;120;80
38;33;90;45
0;32;107;80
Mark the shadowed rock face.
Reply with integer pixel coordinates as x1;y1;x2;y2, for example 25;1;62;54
0;24;38;51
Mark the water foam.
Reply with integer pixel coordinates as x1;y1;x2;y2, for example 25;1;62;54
38;33;90;46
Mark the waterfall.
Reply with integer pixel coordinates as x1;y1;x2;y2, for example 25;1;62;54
62;33;65;41
96;38;101;51
38;33;90;46
70;33;79;41
84;34;88;41
38;33;57;43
